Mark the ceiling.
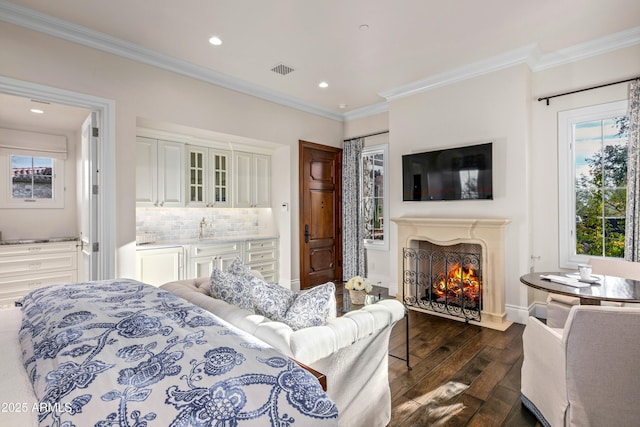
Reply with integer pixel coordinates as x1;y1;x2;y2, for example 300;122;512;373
1;0;639;121
0;92;90;133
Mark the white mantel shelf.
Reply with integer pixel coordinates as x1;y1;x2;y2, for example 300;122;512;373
391;217;512;331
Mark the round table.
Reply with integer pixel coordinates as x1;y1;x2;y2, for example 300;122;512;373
520;272;640;305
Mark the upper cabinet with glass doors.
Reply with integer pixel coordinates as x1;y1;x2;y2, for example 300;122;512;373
186;145;232;208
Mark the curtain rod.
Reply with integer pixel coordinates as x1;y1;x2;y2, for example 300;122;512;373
538;76;640;105
344;130;389;142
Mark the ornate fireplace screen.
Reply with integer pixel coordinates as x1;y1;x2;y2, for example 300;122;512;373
403;245;482;322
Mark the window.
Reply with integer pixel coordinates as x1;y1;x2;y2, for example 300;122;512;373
0;128;67;208
361;144;388;250
2;152;64;208
559;100;629;268
11;155;55;199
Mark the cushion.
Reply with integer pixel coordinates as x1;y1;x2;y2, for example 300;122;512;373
209;262;254;312
227;257;254;279
252;279;294;322
284;282;336;331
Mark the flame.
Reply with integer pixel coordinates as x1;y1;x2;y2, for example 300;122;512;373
433;262;480;302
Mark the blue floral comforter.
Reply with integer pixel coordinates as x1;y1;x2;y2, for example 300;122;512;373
18;279;338;427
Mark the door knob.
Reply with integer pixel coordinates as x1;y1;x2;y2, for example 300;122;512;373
304;224;310;243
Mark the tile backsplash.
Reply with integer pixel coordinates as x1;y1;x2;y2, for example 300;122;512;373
136;208;261;242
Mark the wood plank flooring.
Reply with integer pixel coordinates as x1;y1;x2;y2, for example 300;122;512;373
386;309;542;427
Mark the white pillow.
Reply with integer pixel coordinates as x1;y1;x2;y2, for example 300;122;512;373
252;280;294;322
283;282;336;331
209;259;255;311
252;281;336;331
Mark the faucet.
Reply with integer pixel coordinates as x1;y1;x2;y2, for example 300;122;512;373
199;217;207;240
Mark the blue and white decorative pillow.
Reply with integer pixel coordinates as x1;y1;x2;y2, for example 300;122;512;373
252;280;294;322
210;262;254;312
227;257;254;279
283;282;336;331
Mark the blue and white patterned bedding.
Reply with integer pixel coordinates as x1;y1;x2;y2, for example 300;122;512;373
18;279;338;426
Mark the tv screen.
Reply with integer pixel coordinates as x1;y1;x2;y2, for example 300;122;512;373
402;142;493;201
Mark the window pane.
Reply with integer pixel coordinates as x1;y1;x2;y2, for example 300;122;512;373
11;155;53;199
362;148;386;246
574;115;627;258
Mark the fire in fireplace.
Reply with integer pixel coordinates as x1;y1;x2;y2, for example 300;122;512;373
432;262;481;307
403;242;482;322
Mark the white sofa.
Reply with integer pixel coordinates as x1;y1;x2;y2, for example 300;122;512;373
161;277;406;427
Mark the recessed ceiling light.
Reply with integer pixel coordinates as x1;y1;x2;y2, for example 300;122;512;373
208;36;222;46
30;108;44;114
318;81;329;88
339;103;348;109
359;24;369;31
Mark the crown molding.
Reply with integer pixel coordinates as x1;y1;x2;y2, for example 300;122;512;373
533;26;640;72
1;1;638;123
0;0;344;122
378;26;640;104
378;44;539;102
342;101;389;121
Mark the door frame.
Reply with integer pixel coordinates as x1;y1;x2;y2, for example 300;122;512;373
0;75;116;279
298;140;343;288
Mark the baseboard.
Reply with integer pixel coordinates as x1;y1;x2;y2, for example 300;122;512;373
505;303;531;325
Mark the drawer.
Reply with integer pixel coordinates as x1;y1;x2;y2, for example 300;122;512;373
190;242;241;257
0;270;78;301
246;239;277;251
248;260;277;273
0;241;77;257
246;249;276;264
0;252;77;277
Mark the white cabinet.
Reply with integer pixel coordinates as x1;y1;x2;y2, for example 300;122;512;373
186;145;232;208
0;241;79;308
244;238;278;283
136;137;185;207
135;246;184;286
233;152;271;208
188;242;242;278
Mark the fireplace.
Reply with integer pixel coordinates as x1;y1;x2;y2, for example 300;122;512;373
403;241;483;322
392;217;511;330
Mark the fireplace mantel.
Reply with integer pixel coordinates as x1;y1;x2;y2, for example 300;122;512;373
391;217;511;330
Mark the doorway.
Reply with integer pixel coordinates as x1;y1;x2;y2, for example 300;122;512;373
0;76;116;279
298;140;343;289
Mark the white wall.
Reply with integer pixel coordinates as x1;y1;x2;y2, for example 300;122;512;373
346;45;640;322
0;22;343;279
0;127;79;240
528;44;640;304
388;65;532;322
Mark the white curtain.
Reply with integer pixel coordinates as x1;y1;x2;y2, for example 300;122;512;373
625;80;640;261
342;138;366;279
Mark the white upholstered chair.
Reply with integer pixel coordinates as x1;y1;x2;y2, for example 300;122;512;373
545;258;640;328
521;305;640;427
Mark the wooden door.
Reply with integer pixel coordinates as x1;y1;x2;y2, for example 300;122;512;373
299;141;342;289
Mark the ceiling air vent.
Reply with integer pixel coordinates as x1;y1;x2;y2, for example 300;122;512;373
271;63;295;76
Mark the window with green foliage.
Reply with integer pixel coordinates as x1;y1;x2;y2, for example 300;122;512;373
559;100;629;267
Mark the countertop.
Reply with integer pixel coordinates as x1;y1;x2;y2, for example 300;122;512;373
136;234;279;249
0;236;79;246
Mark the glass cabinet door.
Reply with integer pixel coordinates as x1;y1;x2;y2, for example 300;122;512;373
187;147;207;206
210;149;232;207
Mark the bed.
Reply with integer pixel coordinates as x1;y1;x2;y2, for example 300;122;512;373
2;279;338;426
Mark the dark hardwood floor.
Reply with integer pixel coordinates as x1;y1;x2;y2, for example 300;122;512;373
386;309;542;427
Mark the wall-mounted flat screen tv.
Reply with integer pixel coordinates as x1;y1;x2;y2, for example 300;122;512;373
402;142;493;201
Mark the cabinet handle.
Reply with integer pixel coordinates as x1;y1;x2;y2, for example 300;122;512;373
28;247;42;252
28;262;42;270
